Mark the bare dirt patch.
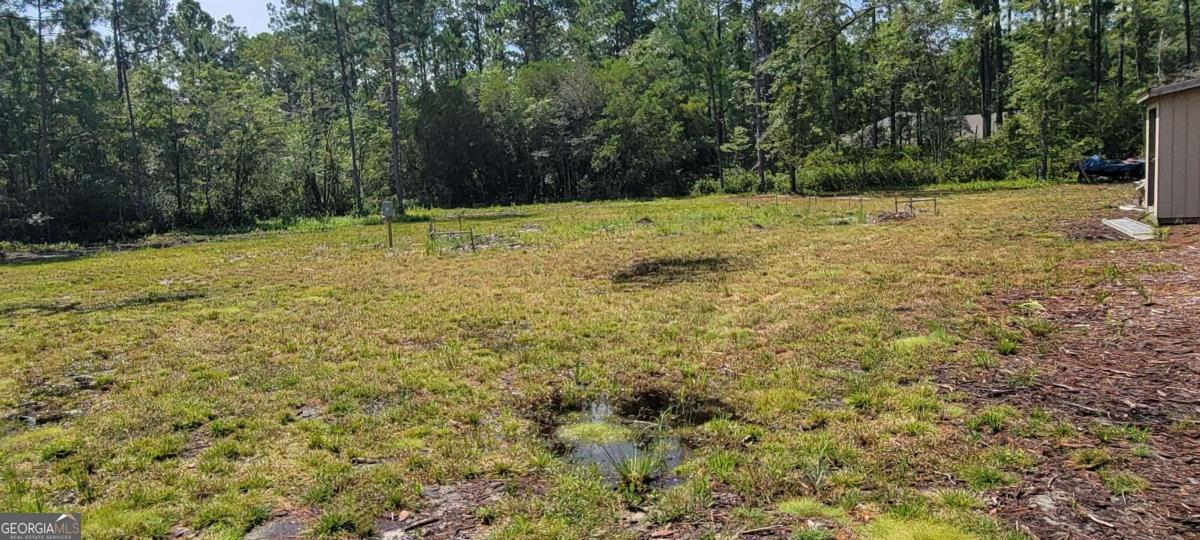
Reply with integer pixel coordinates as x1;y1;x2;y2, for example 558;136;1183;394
1061;219;1125;241
375;479;512;539
243;508;316;540
944;226;1200;538
869;211;915;224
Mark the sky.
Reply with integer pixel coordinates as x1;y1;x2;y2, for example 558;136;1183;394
198;0;273;35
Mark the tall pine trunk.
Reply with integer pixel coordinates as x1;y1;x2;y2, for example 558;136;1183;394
380;0;405;211
1186;0;1194;64
993;0;1005;126
750;0;767;192
35;0;51;220
977;0;993;138
332;1;364;214
113;0;145;219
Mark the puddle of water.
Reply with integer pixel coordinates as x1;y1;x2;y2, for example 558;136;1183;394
557;399;683;488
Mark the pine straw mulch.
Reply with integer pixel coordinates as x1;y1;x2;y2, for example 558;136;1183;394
942;226;1200;539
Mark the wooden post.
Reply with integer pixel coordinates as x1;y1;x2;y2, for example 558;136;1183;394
381;199;395;249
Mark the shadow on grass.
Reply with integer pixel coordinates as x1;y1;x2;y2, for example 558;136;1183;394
0;290;206;317
612;256;739;286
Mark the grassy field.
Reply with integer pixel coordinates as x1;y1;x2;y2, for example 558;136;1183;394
0;184;1146;539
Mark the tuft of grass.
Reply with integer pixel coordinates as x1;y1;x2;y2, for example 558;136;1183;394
614;452;663;493
860;516;979;540
995;338;1018;356
933;489;982;510
1100;470;1149;496
39;437;81;461
792;525;837;540
650;479;712;523
971;351;999;368
1089;422;1150;444
1007;365;1040;388
957;464;1015;491
194;492;270;534
892;332;952;355
1018;317;1055;337
311;508;371;538
1068;448;1111;470
1014;300;1045;313
966;405;1018;433
127;434;185;462
778;497;847;521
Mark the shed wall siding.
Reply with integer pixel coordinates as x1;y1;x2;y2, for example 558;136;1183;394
1188;91;1200;219
1173;93;1187;218
1156;90;1200;221
1161;89;1200;220
1159;95;1174;217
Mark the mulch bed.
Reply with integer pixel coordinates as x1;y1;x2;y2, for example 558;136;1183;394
942;226;1200;539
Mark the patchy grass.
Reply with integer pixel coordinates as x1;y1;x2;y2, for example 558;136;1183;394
0;185;1143;538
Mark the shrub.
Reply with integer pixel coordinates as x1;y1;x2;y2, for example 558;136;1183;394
690;177;722;195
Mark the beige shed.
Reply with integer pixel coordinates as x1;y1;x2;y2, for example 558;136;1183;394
1140;78;1200;224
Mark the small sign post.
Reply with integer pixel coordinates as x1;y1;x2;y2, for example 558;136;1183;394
381;199;395;248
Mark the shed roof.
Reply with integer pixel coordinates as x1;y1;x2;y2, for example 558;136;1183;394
1138;77;1200;104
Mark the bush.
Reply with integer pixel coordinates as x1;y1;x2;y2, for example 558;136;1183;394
722;168;760;193
690;177;722;195
691;168;792;194
798;159;934;192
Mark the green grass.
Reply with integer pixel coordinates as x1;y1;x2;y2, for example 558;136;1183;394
861;516;979;539
1100;470;1149;496
778;497;847;521
0;185;1145;538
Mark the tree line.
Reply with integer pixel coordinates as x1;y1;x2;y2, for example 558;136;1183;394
0;0;1196;240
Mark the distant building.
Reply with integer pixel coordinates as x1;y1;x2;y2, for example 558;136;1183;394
1139;78;1200;224
840;113;1004;147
